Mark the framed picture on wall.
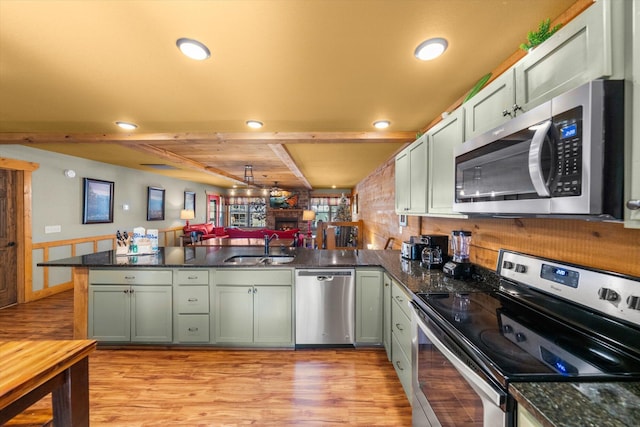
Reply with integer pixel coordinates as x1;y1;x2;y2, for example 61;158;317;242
82;178;114;224
147;187;165;221
184;191;195;212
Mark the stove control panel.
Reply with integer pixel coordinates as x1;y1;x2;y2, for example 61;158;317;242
498;250;640;327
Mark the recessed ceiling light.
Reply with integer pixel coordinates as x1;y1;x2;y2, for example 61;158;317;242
176;38;211;60
414;37;448;61
246;120;263;129
115;121;138;130
373;120;390;129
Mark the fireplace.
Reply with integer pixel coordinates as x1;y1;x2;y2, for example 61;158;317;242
275;217;299;231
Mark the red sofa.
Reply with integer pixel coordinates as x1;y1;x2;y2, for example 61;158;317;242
183;223;227;240
224;227;299;239
183;224;299;241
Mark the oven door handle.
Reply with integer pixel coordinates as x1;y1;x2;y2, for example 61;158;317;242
528;120;552;197
414;309;506;408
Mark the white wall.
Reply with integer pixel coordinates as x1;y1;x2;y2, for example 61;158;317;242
1;145;224;243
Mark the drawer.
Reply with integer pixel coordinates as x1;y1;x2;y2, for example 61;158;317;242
176;314;210;342
90;269;172;285
391;332;412;401
216;269;293;286
392;299;412;358
391;281;412;319
176;285;209;313
177;270;209;285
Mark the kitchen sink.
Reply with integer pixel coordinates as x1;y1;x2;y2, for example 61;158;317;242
223;254;296;265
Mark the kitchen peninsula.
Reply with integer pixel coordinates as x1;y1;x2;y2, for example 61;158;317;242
38;246;488;342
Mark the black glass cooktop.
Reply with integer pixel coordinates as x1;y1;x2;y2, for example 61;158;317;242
414;285;640;386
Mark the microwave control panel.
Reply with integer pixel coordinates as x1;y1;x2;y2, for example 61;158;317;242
549;107;583;197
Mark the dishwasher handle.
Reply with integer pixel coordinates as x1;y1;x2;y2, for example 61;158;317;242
316;276;334;281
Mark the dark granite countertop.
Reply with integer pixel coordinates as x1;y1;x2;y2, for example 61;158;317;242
510;382;640;427
40;247;639;426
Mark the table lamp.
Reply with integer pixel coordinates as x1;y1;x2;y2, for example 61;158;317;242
180;209;195;227
302;210;315;237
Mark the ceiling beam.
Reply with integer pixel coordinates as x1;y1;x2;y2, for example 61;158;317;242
120;142;246;185
268;144;313;190
0;131;416;145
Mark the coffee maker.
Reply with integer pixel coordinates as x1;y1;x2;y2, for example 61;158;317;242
419;235;448;269
443;230;473;279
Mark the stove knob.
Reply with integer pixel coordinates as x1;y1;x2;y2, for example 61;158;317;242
597;287;619;302
503;261;515;270
627;296;640;310
515;264;528;273
502;324;513;334
515;332;526;343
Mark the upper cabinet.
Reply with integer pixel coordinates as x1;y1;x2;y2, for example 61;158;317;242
395;134;428;215
465;0;623;140
427;108;465;216
626;0;640;228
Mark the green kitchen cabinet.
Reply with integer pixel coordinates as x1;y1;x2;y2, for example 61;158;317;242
382;273;392;361
174;269;211;343
395;134;428;215
627;0;640;228
89;284;173;343
88;269;173;343
214;269;294;346
426;107;465;217
391;280;413;400
355;268;383;345
465;0;623;140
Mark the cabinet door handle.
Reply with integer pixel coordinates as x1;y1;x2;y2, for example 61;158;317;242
187;298;198;302
188;327;199;332
395;361;404;371
124;276;135;280
395;296;404;303
124;289;129;294
502;109;513;118
247;288;253;294
253;288;258;294
187;276;198;280
627;200;640;210
395;323;404;331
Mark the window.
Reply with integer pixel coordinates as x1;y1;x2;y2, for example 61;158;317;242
227;197;266;228
309;195;351;224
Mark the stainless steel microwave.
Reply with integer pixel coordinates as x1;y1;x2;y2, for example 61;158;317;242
453;80;625;219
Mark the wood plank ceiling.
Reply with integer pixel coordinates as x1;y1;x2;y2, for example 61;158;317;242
0;0;577;190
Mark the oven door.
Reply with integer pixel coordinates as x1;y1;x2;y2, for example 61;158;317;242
411;302;511;427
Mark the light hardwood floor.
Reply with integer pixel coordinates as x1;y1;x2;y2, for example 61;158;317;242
0;291;412;426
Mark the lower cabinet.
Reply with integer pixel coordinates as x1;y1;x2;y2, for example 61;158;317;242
89;284;173;342
391;279;413;400
174;269;211;343
214;269;294;346
355;268;383;345
382;273;392;360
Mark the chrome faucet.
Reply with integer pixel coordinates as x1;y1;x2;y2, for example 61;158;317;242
264;233;279;254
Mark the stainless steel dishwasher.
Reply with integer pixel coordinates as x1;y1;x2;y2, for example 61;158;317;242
295;269;355;346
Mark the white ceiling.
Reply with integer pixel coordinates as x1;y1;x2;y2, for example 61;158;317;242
0;0;577;189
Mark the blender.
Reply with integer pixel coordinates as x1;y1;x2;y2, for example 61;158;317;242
443;230;473;279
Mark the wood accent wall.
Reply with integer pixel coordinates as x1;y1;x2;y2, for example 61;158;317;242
355;157;640;278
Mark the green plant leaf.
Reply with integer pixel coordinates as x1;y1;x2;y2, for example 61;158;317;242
463;72;492;103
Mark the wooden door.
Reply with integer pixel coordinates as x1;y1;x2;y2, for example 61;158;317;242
0;169;17;308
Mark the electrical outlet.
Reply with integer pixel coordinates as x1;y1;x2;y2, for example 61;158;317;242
45;225;61;233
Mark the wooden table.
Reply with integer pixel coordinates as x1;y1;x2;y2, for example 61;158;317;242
0;340;97;426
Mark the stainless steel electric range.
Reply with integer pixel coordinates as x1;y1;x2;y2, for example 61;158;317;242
410;249;640;427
